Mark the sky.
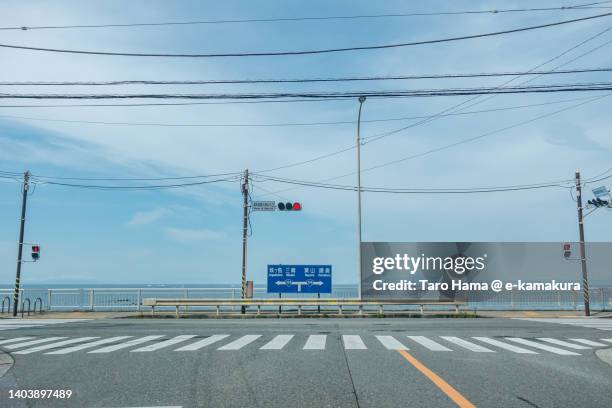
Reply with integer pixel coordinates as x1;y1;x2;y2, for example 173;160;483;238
0;0;611;286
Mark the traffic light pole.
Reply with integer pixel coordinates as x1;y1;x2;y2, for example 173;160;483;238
575;171;590;317
356;96;366;300
13;171;30;317
241;169;249;314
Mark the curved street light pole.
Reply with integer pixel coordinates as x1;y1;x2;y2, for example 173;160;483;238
356;96;366;300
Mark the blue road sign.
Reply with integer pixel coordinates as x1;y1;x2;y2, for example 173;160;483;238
267;265;332;294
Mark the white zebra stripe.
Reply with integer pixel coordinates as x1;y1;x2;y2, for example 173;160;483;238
0;337;35;345
567;338;608;347
537;338;590;350
14;337;98;355
46;336;133;354
505;338;580;355
4;337;67;350
89;335;164;353
406;336;451;351
260;335;294;350
376;335;408;350
175;335;230;351
131;335;197;352
440;336;495;352
303;335;326;350
472;337;537;354
342;335;367;350
217;335;261;350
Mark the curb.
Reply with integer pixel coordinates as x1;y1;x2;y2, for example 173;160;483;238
0;351;14;378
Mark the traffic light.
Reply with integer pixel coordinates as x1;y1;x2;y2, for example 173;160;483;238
563;243;571;259
31;245;40;261
587;198;610;207
277;202;302;211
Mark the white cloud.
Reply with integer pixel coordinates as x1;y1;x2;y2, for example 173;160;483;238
163;227;225;242
127;207;171;227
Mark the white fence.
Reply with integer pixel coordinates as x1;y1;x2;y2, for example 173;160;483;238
0;286;610;312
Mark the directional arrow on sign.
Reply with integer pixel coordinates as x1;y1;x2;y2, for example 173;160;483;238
275;280;324;292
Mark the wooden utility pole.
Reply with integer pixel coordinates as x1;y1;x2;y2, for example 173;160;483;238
575;170;590;317
241;169;249;314
13;171;30;316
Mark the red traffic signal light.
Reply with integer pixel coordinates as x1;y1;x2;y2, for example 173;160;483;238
31;245;40;261
277;202;302;211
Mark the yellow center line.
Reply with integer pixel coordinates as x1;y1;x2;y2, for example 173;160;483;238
397;349;476;408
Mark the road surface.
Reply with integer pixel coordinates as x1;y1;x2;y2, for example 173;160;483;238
0;317;611;407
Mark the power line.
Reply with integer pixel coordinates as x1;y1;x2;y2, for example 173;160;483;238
32;176;240;190
28;171;242;182
3;82;612;100
0;97;354;108
3;67;612;86
361;29;612;145
253;94;610;197
1;12;611;58
0;96;596;128
255;25;612;176
253;175;577;194
5;168;610;195
1;2;610;31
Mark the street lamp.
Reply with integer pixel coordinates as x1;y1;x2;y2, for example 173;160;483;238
356;96;366;300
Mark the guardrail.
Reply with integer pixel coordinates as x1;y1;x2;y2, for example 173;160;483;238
0;287;610;312
143;298;466;317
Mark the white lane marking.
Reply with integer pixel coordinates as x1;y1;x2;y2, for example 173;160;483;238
89;335;165;353
175;335;229;351
4;337;67;350
14;337;98;354
505;338;580;355
439;336;495;352
0;319;90;325
568;338;608;347
131;335;197;352
472;337;537;354
260;335;294;350
376;335;408;350
217;335;261;350
46;336;133;354
514;318;612;331
537;338;590;350
0;337;35;345
303;335;326;350
406;336;451;351
0;325;44;330
342;335;367;350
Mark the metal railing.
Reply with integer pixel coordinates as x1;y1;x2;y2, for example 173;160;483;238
1;296;11;313
20;298;31;317
0;286;609;312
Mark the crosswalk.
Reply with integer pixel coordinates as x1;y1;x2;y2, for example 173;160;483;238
0;334;610;356
0;318;90;331
515;318;612;331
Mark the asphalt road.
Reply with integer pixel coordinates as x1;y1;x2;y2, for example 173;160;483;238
0;317;611;408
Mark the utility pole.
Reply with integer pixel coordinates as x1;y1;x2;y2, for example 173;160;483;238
241;169;249;314
575;170;590;317
356;96;366;300
13;171;30;317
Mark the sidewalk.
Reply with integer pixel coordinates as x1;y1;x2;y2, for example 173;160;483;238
1;310;610;319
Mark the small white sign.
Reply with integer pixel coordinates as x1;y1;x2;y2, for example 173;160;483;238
592;186;610;198
252;201;276;211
